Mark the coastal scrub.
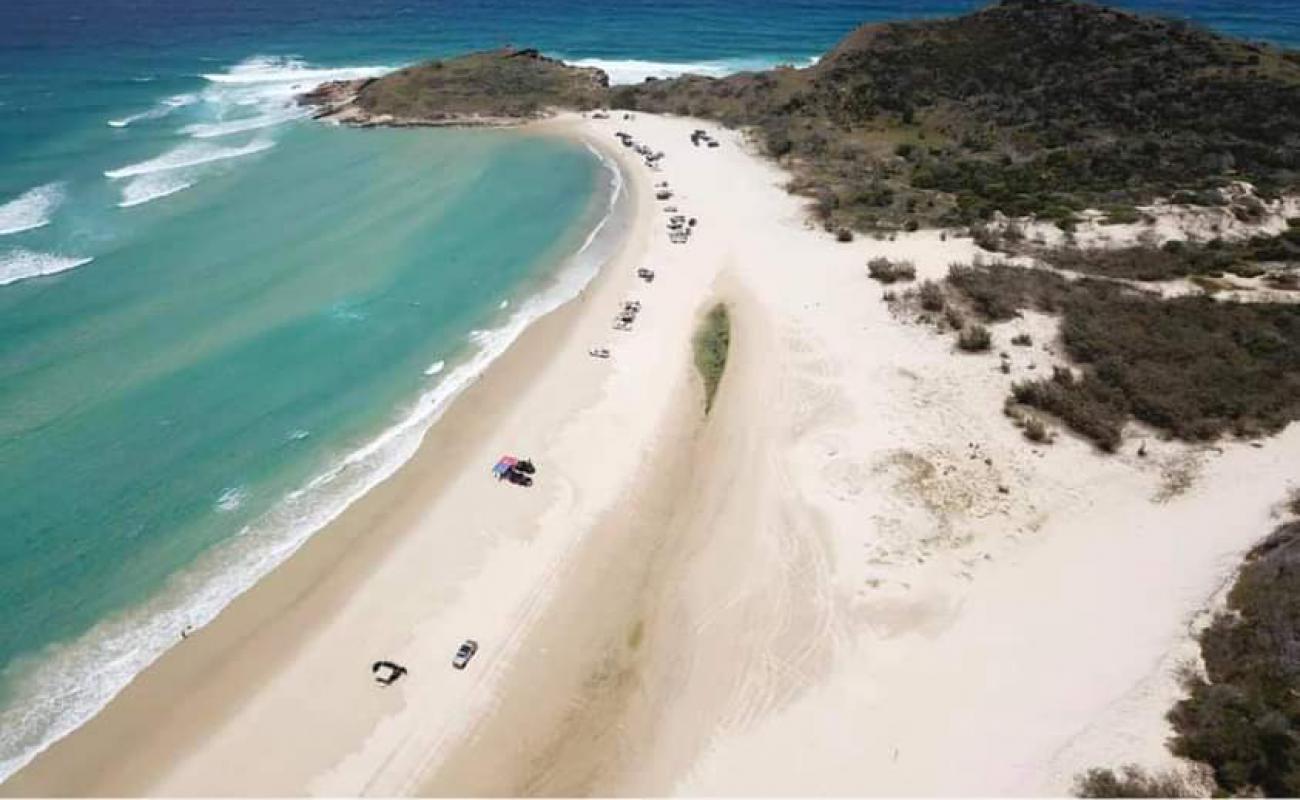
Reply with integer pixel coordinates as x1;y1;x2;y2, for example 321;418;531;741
693;303;731;413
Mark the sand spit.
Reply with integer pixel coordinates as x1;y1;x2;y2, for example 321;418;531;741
6;111;1300;797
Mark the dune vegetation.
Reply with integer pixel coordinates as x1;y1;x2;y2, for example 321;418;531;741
693;303;731;413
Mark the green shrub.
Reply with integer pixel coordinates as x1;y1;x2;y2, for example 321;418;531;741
1100;206;1143;226
867;257;917;284
957;324;992;352
1073;765;1202;798
947;261;1080;320
1023;415;1050;443
1012;367;1126;452
1168;522;1300;797
693;304;731;413
1011;333;1033;346
918;280;945;312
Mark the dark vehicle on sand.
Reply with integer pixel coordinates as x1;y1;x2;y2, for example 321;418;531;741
452;639;479;670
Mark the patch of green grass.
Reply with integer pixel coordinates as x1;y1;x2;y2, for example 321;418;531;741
693;303;732;414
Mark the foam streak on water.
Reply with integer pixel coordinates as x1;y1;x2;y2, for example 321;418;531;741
0;145;625;784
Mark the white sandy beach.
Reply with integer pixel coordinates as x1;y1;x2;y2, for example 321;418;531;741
5;110;1300;797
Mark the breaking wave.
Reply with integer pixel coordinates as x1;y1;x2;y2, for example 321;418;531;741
116;173;196;208
0;183;64;237
201;55;391;87
0;249;94;288
103;56;393;209
104;140;275;179
563;54;818;85
107;94;197;128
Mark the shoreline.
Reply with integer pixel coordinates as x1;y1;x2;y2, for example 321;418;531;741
0;117;647;795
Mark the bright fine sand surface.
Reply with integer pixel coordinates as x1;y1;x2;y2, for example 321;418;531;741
7;112;1300;797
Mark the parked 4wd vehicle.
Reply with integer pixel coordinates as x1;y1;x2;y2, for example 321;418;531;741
452;639;479;670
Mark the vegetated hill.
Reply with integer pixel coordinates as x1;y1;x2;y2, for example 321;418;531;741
350;48;609;122
613;0;1300;232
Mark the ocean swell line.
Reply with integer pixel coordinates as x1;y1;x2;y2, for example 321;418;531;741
0;142;626;784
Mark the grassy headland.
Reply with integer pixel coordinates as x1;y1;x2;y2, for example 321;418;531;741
303;48;608;125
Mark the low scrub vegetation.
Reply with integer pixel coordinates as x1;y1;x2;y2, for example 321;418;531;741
1074;765;1204;798
1035;230;1300;283
1012;367;1126;452
918;280;946;312
949;262;1300;449
1078;518;1300;797
867;257;917;284
1022;415;1051;444
693;303;732;414
1167;521;1300;796
956;324;992;352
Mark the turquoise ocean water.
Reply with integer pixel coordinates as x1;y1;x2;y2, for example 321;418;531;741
1;0;1297;781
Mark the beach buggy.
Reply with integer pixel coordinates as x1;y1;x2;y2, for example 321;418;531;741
492;455;536;487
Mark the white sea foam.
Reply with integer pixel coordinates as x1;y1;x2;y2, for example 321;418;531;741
107;94;197;128
104;140;275;179
193;56;391;123
0;249;93;288
201;55;390;87
0;141;626;784
424;360;446;376
181;110;306;139
564;54;819;85
0;183;64;237
105;57;392;210
116;172;196;208
216;487;247;513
